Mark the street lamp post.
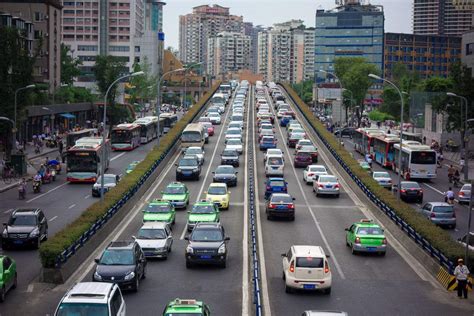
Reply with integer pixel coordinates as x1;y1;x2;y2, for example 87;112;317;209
342;89;353;124
14;84;36;146
447;92;469;181
100;71;144;202
319;70;343;144
369;74;404;200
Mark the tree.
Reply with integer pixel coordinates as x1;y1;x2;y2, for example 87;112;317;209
334;57;381;126
127;57;157;110
292;80;313;104
60;43;82;85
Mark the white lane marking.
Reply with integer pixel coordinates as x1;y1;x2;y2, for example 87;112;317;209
110;152;126;161
254;88;272;316
61;153;181;291
423;183;444;195
4;208;13;214
179;97;234;241
285;89;441;289
242;86;251;316
26;182;69;203
49;216;58;222
271;92;345;280
68;204;76;209
26;284;34;293
84;195;91;199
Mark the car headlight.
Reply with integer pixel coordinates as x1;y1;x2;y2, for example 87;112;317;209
177;167;182;172
124;271;135;281
93;271;102;281
218;244;226;254
29;228;40;237
186;245;194;254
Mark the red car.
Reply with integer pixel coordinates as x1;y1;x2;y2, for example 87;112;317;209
201;122;214;136
294;151;312;168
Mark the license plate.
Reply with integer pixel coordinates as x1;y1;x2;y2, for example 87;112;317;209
367;247;376;251
326;185;332;188
277;205;286;209
183;172;191;175
419;170;426;173
14;240;23;244
272;167;278;170
200;255;212;259
303;284;315;289
145;252;155;256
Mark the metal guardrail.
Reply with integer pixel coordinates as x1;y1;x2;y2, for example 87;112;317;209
281;84;456;273
53;89;218;268
248;87;263;315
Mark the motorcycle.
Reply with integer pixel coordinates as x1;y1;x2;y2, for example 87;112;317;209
33;179;41;193
47;160;61;175
34;145;41;154
42;170;53;184
18;184;26;200
51;169;56;181
452;175;460;188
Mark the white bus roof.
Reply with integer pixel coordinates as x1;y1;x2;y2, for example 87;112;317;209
394;141;433;151
75;137;103;146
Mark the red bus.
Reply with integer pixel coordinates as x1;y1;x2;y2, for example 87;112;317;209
111;123;141;151
353;128;384;157
66;137;111;183
373;135;399;168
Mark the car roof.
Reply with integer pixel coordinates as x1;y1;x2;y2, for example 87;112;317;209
429;202;453;206
140;222;168;229
107;240;135;250
62;282;114;304
167;182;185;187
292;245;326;257
208;182;227;188
194;222;222;229
270;193;291;198
12;208;40;215
268;177;285;181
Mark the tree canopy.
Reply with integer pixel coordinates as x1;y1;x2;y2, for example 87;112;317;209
60;43;82;85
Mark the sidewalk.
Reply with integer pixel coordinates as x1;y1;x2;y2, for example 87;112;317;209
442;151;474;183
0;144;59;193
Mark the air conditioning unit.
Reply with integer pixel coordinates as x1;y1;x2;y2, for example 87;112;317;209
44;15;49;19
45;33;49;37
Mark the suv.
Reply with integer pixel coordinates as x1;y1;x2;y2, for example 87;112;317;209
281;245;332;294
163;298;211;315
185;223;230;268
176;156;201;181
93;241;147;292
55;282;125;316
2;208;48;249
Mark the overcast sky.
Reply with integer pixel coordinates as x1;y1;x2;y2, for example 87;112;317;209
163;0;413;49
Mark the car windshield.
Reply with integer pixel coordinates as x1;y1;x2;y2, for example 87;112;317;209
269;180;285;187
296;257;324;268
291;133;304;139
138;228;167;239
145;204;170;213
401;182;421;189
56;303;109;316
267;157;283;165
99;249;134;265
267;150;282;155
192;205;215;214
229;124;241;129
208;186;227;195
179;159;198;167
310;167;326;173
298;141;311;146
373;172;390;178
227;130;240;135
96;176;116;185
186;148;202;155
270;195;293;203
297;152;311;158
8;214;36;226
319;176;337;183
356;227;383;235
191;229;223;242
222;150;237;156
164;186;185;194
216;166;235;174
433;206;453;213
227;139;242;146
262;137;274;142
208;113;219;117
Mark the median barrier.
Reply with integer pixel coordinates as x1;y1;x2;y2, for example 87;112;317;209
40;82;221;283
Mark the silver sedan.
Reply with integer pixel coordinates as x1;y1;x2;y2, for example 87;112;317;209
313;175;340;198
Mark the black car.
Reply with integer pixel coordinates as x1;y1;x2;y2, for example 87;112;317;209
176;155;201;181
93;240;147;292
221;149;240;167
185;223;230;268
334;127;356;138
1;209;48;249
397;181;423;203
212;165;238;187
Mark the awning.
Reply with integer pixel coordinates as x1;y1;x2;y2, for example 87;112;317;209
60;113;76;119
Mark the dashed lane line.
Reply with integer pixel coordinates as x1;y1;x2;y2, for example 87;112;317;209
26;182;69;204
49;216;58;222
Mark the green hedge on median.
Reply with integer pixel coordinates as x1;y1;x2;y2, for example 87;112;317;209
282;83;474;271
39;83;221;269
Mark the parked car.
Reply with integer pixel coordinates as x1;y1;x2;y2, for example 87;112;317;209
1;208;48;249
0;255;16;302
92;174;119;197
313;175;340;198
303;165;328;184
134;222;173;259
264;177;288;199
266;193;295;221
418;202;456;228
185;223;230;268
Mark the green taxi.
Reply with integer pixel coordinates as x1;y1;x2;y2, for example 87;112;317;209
187;200;220;232
345;219;387;256
126;160;141;174
0;255;17;302
163;298;210;316
161;182;190;209
358;159;371;171
142;200;176;225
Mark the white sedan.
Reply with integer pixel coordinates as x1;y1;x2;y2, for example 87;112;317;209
207;112;221;125
264;148;284;163
372;171;392;188
134;222;173;259
225;139;243;154
303;165;328;184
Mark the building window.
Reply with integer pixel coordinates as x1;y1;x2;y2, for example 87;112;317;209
34;12;43;21
134;46;140;52
466;43;474;56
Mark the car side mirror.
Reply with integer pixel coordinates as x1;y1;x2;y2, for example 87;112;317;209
281;253;287;257
292;197;296;200
228;191;231;194
235;171;238;174
212;172;215;174
94;258;100;263
132;235;136;240
225;237;230;241
184;237;189;241
344;228;349;231
203;191;207;194
175;163;178;166
325;254;331;258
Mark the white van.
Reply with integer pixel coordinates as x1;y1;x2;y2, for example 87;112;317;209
265;154;284;177
55;282;126;315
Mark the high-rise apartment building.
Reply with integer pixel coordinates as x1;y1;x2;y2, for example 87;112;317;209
244;22;264;74
314;0;384;82
207;31;251;77
0;0;62;92
61;0;164;90
179;5;244;68
257;20;315;83
413;0;473;36
461;29;474;76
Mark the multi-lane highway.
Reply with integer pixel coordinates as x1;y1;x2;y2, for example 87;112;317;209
2;83;472;315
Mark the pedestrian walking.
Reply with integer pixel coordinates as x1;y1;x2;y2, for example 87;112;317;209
454;258;470;299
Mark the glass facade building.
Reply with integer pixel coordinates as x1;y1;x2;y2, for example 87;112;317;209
314;2;384;82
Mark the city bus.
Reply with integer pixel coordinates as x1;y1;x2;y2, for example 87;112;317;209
181;123;206;149
353;128;385;157
66;137;111;183
392;130;423;143
393;141;437;179
66;128;98;151
373;134;399;168
111;123;141;151
134;116;158;143
159;113;178;133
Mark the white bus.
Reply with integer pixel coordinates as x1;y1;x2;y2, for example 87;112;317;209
181;123;206;149
134;116;158;143
393;141;437;180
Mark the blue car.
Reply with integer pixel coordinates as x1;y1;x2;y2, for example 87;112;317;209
264;177;288;199
259;136;277;151
280;115;292;127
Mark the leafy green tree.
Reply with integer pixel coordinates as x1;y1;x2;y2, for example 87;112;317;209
127;57;157;110
292;80;313;103
60;43;82;85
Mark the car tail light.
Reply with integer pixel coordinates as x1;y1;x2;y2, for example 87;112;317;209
269;203;276;209
288;204;294;209
308;173;314;177
459;192;464;196
289;261;295;273
430;213;436;218
382;238;387;245
400;189;406;193
319;184;324;188
324;261;330;274
355;237;361;243
334;184;340;188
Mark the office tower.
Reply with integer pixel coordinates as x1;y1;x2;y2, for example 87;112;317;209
207;31;251;77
